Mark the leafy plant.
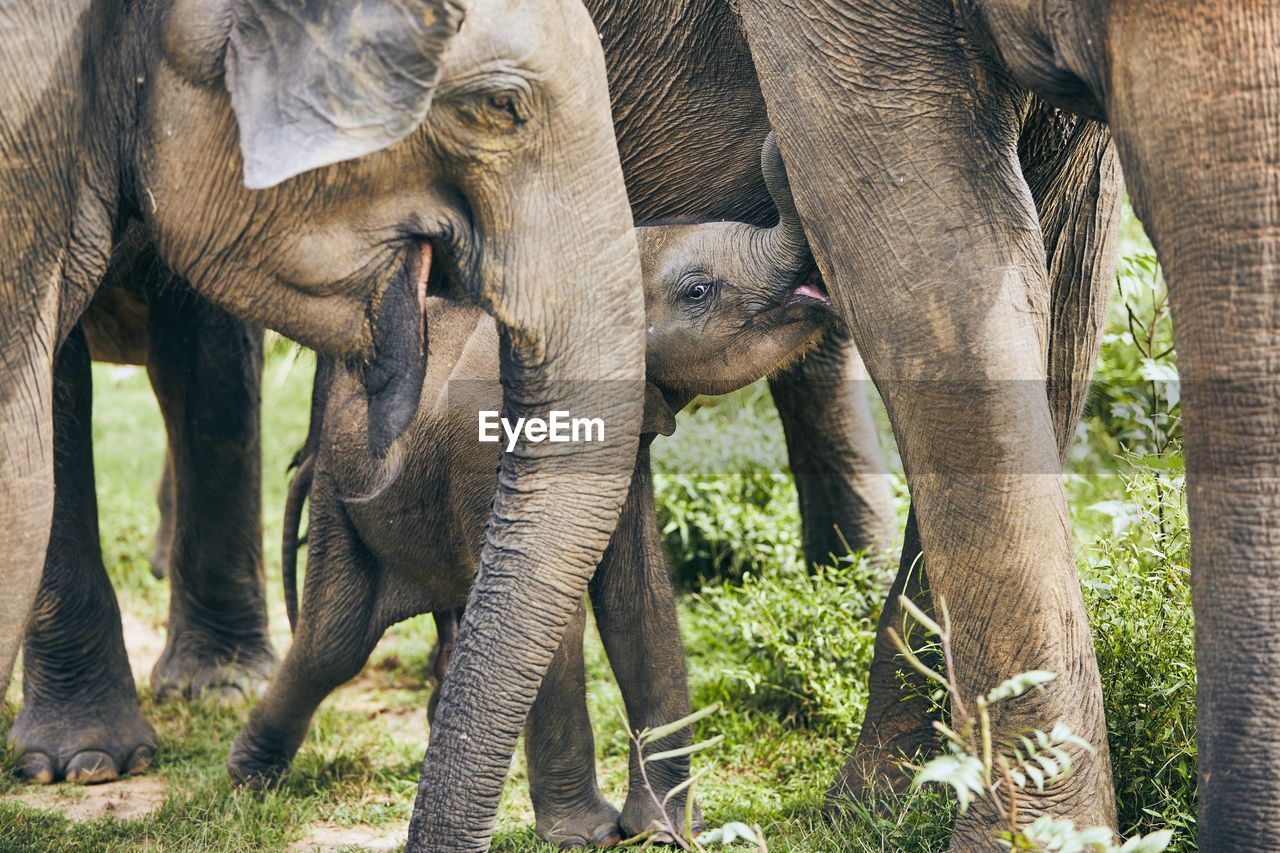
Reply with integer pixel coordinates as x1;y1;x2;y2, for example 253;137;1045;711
691;553;886;738
1082;452;1197;846
896;596;1172;852
621;704;766;852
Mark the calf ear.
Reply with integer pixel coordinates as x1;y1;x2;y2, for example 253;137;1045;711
226;0;467;189
642;382;678;438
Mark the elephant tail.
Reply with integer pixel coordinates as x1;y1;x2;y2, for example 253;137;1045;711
282;452;314;633
283;355;337;633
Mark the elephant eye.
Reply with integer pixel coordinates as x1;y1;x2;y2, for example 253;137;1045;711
485;93;522;124
686;282;710;301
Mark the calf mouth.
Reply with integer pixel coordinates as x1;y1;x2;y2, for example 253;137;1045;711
779;267;834;322
784;281;832;310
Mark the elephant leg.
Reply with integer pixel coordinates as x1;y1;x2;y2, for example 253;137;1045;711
149;449;174;581
524;602;622;849
145;286;274;703
769;324;896;568
0;324;56;702
10;328;157;784
426;608;462;725
829;511;935;803
833;104;1121;807
228;483;381;785
738;2;1114;841
588;449;698;838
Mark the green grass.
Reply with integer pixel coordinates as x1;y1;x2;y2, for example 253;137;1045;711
0;212;1198;851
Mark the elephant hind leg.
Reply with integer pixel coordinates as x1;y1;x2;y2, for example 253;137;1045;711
146;284;275;704
828;512;935;805
10;328;156;785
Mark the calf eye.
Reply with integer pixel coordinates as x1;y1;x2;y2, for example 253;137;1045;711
686;282;710;301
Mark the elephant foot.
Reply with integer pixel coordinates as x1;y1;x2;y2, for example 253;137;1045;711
151;628;275;705
226;725;293;788
535;793;623;849
619;787;703;844
825;712;939;812
10;692;156;785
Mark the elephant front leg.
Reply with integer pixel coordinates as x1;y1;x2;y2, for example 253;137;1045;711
589;450;700;840
228;490;382;785
739;2;1114;842
833;104;1120;813
145;286;274;703
769;325;896;568
10;329;157;784
524;603;622;849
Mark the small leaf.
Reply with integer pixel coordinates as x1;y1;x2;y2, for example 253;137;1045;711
640;704;721;746
912;754;986;813
1024;763;1044;791
1120;829;1174;852
646;734;724;763
984;670;1057;705
699;822;761;847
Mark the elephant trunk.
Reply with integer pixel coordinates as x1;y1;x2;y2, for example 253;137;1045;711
760;132;810;272
1104;5;1280;849
407;42;645;850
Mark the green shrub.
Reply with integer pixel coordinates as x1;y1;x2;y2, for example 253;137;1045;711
685;554;885;740
653;384;805;588
1082;451;1197;848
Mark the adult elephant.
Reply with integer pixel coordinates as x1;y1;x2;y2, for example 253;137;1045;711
1;0;645;784
414;1;1278;850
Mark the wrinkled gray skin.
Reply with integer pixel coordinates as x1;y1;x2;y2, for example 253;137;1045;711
229;136;831;847
413;1;1124;850
422;1;1280;850
13;241;271;785
1;0;646;786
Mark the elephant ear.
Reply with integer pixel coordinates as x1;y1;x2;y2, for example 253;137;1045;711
226;0;467;189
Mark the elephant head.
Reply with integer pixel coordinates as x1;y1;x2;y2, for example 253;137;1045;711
141;0;643;453
639;134;833;399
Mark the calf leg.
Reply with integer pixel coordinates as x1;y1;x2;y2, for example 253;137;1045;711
146;286;274;702
426;608;462;725
524;603;622;848
10;329;156;784
227;479;382;785
589;448;698;838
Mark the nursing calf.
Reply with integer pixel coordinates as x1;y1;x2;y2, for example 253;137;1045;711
229;136;832;846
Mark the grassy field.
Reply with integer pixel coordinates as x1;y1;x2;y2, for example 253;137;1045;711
0;212;1197;851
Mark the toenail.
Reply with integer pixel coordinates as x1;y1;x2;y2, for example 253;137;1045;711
16;752;54;785
126;746;155;774
66;750;118;784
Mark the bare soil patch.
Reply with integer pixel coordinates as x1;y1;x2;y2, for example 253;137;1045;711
2;775;167;821
288;820;409;851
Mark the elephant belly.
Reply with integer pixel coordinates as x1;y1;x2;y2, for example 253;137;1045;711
589;0;775;224
80;284;149;365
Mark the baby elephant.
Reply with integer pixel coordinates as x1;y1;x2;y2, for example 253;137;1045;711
227;135;832;846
